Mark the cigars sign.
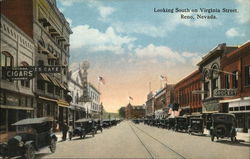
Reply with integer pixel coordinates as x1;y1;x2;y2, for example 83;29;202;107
213;89;237;97
1;66;62;80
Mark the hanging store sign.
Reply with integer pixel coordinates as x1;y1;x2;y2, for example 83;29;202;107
2;66;62;80
213;89;237;97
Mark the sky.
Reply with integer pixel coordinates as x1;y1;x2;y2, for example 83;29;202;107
57;0;250;112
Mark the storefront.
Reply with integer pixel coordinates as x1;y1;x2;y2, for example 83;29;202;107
0;90;34;142
220;98;250;133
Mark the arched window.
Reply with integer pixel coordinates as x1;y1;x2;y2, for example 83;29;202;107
20;61;30;88
1;51;13;67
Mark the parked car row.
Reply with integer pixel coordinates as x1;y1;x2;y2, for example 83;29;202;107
0;117;122;159
140;113;237;142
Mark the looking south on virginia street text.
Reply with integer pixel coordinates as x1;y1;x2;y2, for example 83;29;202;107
154;8;239;20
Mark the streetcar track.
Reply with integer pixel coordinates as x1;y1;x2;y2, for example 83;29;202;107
129;123;155;159
131;123;186;159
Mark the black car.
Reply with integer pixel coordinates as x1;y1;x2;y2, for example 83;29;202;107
188;117;204;134
72;119;95;139
102;119;111;128
0;117;57;159
174;116;188;132
93;119;103;133
210;113;237;142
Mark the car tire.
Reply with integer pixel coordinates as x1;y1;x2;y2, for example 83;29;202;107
24;145;36;159
50;138;56;153
211;135;215;141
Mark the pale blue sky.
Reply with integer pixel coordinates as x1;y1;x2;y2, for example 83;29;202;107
57;0;250;112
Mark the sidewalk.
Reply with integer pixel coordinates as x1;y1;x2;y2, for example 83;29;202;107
204;129;250;143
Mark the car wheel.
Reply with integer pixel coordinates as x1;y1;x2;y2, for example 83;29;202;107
50;138;56;153
24;145;36;159
211;135;215;141
81;132;86;139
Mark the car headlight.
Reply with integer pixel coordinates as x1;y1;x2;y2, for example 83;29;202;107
19;141;24;147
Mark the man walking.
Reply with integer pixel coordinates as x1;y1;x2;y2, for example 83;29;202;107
62;121;69;141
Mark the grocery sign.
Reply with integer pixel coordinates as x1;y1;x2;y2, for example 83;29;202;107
2;66;62;80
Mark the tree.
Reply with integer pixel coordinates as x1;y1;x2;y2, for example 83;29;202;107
118;107;126;118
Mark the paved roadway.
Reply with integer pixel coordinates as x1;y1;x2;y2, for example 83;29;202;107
38;121;250;159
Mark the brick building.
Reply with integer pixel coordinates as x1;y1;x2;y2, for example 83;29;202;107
219;41;250;132
197;43;238;114
174;70;202;115
125;103;145;119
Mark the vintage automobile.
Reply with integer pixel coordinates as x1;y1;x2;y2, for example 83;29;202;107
93;119;103;133
210;113;237;142
102;119;111;128
0;117;57;159
188;117;204;134
174;116;188;132
72;119;95;139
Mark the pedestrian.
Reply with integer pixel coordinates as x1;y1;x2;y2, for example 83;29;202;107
62;121;69;141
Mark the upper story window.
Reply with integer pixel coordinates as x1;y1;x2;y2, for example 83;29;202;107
20;62;30;88
1;51;13;67
232;71;238;88
245;66;250;86
225;74;230;89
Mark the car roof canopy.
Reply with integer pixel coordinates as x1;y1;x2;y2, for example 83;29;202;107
12;117;54;126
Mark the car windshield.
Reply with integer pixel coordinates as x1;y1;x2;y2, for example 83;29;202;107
16;125;37;134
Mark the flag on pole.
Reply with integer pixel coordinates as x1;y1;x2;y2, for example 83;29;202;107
160;75;168;81
128;96;133;101
98;76;105;85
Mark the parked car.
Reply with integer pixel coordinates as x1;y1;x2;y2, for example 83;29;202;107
210;113;237;142
0;117;57;159
73;119;95;139
93;119;103;133
175;116;188;132
188;116;204;134
102;119;111;128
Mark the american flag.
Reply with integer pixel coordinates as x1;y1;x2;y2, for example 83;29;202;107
98;76;105;85
160;75;168;81
128;96;133;101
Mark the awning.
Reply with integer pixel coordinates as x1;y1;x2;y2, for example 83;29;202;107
46;74;60;87
57;99;69;107
38;96;57;102
39;73;50;82
0;105;34;110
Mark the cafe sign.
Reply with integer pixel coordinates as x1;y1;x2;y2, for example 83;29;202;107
213;89;237;97
2;66;62;80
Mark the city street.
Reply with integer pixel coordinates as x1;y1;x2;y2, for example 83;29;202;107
38;121;250;159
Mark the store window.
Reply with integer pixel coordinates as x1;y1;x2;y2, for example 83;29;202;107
6;93;19;106
245;66;250;86
232;71;238;88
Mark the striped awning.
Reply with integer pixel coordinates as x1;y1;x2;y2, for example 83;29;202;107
46;74;60;87
39;73;50;82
